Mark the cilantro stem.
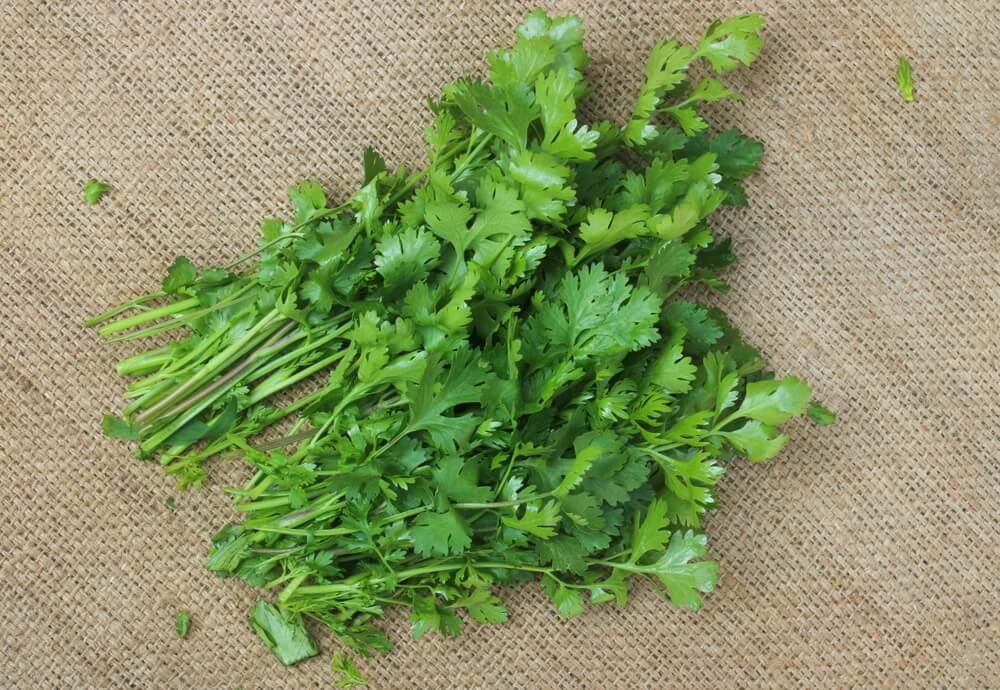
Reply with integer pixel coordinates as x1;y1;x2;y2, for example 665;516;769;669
221;203;352;271
136;309;283;426
381;138;474;209
660;279;688;301
115;346;175;377
98;296;199;337
147;321;297;427
248;347;350;405
491;445;522;500
452;494;553;510
84;290;165;328
222;233;304;271
104;284;258;343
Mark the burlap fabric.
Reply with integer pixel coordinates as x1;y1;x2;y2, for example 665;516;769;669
2;1;997;688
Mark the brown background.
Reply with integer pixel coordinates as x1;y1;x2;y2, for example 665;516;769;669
2;1;997;688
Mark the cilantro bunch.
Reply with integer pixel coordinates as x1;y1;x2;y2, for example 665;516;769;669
89;10;832;671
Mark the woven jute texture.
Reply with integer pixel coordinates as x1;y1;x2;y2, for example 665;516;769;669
2;1;997;688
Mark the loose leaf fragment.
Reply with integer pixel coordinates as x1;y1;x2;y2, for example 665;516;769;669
83;179;111;205
175;610;191;639
897;56;914;102
808;401;837;426
248;600;319;666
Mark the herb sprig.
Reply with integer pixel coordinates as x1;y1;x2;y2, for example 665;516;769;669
90;10;832;674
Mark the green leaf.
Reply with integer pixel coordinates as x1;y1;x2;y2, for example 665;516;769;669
537;535;588;574
644;240;696;289
506;149;574;222
489;35;557;89
541;575;585;618
736;377;812;425
83;179;111;205
681;129;763;206
202;397;238;443
577;205;651;260
406;348;489;451
897;56;914;102
362;145;387;185
248;600;319;666
409;595;440;640
165;419;210;447
808;401;837;426
647;530;718;610
162;256;198;294
722;419;788;462
432;456;493;503
696;13;766;73
668;106;708;136
501;500;561;538
688;77;739;103
102;415;140;441
457;589;509;624
205;525;250;574
665;301;723;354
515;9;587;83
374;227;441;294
295;222;357;269
288;180;328;224
446;78;537;151
523;262;661;368
553;442;602;497
411;510;471;557
175;610;191;639
534;68;597;160
625;40;695;145
630;499;671;563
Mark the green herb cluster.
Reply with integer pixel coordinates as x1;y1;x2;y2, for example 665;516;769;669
90;10;831;671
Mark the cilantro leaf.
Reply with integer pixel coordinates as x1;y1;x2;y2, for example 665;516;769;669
446;78;537;151
629;499;671;563
411;510;471;557
457;589;509;624
735;377;812;426
432;456;493;504
362;145;387;185
405;348;490;451
722;419;788;461
665;301;723;354
162;256;198;294
501;500;561;538
576;205;651;261
541;575;586;618
646;530;718;610
625;40;695;145
696;14;766;73
374;227;441;295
